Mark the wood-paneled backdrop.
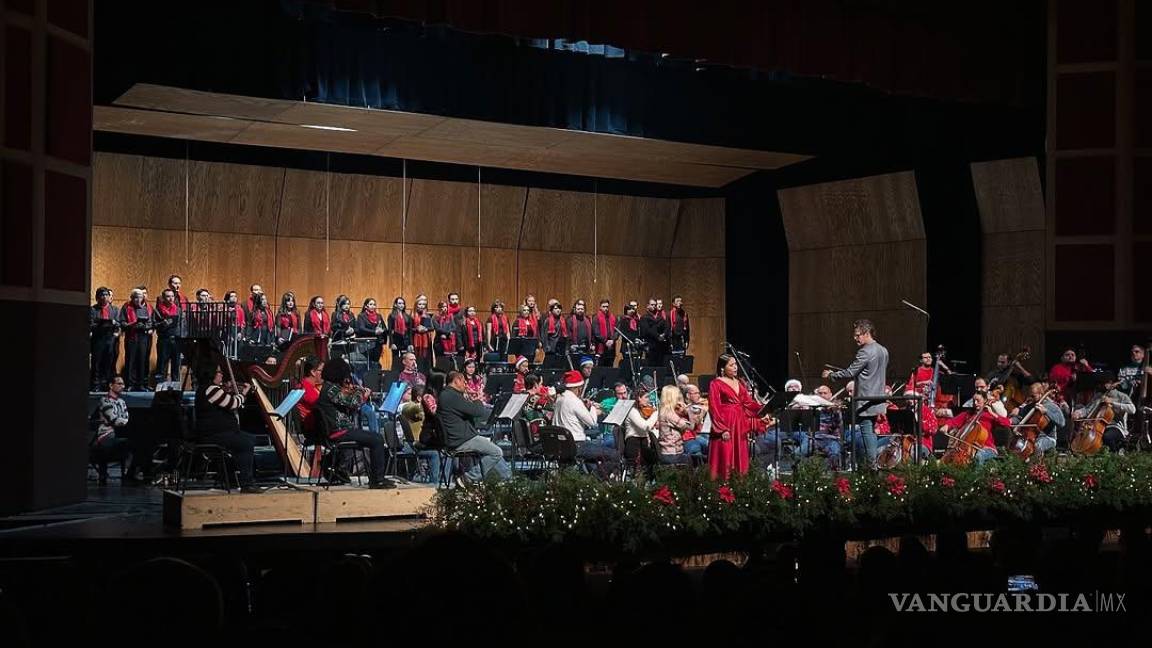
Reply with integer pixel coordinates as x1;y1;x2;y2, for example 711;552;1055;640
778;171;927;390
970;158;1046;373
91;151;725;372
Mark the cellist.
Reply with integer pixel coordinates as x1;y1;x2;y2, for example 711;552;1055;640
1009;382;1064;456
937;391;1010;465
1071;376;1135;453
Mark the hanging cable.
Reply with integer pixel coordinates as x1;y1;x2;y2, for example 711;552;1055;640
402;159;407;289
325;153;331;272
477;167;482;279
593;180;598;284
184;141;190;265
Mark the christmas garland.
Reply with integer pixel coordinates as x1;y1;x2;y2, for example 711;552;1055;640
430;453;1152;552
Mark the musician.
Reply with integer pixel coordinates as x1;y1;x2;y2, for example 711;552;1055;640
987;352;1033;388
656;385;692;465
316;360;393;489
811;384;842;468
539;302;569;362
906;352;936;395
1009;382;1064;456
486;300;511;358
90;376;129;484
621;391;660;472
1049;348;1092;407
938;391;1010;465
331;295;356;341
244;283;264;319
412;295;435;372
682;383;709;458
579;357;595;382
553;370;619;478
397;351;427;391
1118;344;1148;398
565;300;594;358
462;358;488;404
668;295;690;355
460;306;485;361
294;356;324;439
710;354;771;479
302;295;330;336
433;301;460;362
961;377;1009;417
822;319;889;466
354;298;386;368
387;297;413;368
590;299;617;367
164;274;191;313
439;370;511;484
121;287;154;391
639;298;668;365
512;356;531;393
598;382;630;412
153;288;183;384
275;293;300;346
89;287;120;391
1072;377;1135;453
193;363;262;493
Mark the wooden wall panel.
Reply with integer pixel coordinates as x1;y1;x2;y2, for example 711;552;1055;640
403;180;525;249
188;160;282;236
327;172;404;242
787;310;926;391
982;233;1045;307
670;198;726;258
595;194;679;258
92;152;142;227
971;158;1046;233
778;171;924;249
276;168;327;239
520;188;596;252
789;242;925;314
687;316;726;370
671;257;725;317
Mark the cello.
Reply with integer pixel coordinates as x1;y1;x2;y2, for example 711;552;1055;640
1008;388;1056;461
1069;385;1116;456
941;402;993;466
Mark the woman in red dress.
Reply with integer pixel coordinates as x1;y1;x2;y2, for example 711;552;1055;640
708;354;770;480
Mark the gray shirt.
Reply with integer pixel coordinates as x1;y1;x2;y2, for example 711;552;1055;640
831;340;889;417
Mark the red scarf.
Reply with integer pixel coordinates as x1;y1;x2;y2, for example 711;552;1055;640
391;310;407;335
99;305;112;320
594;311;616;341
568;315;591;344
488;313;509;337
413;311;431;351
365;310;379;326
514;315;536;337
625;315;639;333
232;306;246;328
438;315;458;352
513;372;526;394
277;311;298;332
670;307;685;330
464;317;482;348
655;309;666;321
447;304;461;319
546;314;568;337
157;301;179;318
337;310;353;325
251;308;272;330
309;309;330;334
122;300;153;325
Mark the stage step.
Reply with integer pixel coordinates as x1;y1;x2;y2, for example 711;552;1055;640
162;486;316;530
308;483;436;523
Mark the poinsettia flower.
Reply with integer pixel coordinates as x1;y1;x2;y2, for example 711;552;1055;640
718;485;736;504
940;476;956;488
990;479;1006;494
1082;474;1098;490
653;485;676;505
835;477;852;497
771;480;794;500
1028;464;1053;484
886;474;906;497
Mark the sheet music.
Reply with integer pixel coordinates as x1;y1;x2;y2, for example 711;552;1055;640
497;393;530;420
381;381;408;415
274;389;306;419
701;413;712;434
603;399;635;426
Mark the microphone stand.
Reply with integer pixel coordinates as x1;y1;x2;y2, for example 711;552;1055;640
615;325;642;391
725;342;777;474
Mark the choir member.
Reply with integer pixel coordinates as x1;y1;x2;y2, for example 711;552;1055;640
223;290;246;336
154;288;183;384
412;294;435;372
388;297;414;368
639;298;668;365
244;283;264;319
566;299;594;356
447;292;462;322
524;294;540;321
434;301;460;362
539;301;569;362
247;293;274;344
709;354;771;479
164;274;191;312
668;295;690;355
460;306;485;361
331;294;356;341
194;288;212;308
89;287;120;391
619;301;642;372
486;300;511;358
655;298;666;321
302;295;330;336
121;287;155;391
592;299;617;367
513;304;537;339
274;292;298;346
355;298;387;368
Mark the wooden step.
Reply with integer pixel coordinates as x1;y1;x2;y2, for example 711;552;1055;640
308;483;437;523
162;486;315;530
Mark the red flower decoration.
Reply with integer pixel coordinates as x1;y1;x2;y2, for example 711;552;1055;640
835;477;852;497
1082;474;1098;490
990;479;1006;494
885;474;906;497
652;485;676;506
718;485;736;504
771;480;794;500
940;476;956;488
1028;464;1053;484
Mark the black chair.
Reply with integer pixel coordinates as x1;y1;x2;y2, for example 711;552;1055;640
510;417;547;474
175;442;238;492
537;425;579;476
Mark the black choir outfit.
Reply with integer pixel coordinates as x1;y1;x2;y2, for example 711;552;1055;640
412;308;435;372
247;306;274;345
331;307;356;341
592;309;617;367
566;312;594;356
303;308;331;336
668;305;690;354
121;299;154;390
539;312;569;360
275;310;299;347
487;312;511;358
434;311;459;361
355;309;387;367
89;299;120;390
388;308;413;367
639;311;668;366
619;312;642;374
460;315;485;360
153;300;183;384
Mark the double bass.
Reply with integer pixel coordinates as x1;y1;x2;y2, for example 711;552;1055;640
990;347;1031;410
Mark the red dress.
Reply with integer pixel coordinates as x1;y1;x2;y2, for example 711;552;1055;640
708;379;764;480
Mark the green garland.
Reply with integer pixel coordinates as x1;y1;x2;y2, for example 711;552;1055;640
430;454;1152;552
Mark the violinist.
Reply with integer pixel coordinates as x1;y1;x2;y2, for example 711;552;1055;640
1009;382;1064;456
938;391;1011;465
1072;376;1135;453
193;363;262;493
316;359;393;488
621;388;660;475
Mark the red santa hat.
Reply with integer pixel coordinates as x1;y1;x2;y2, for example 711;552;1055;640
563;370;585;388
515;356;529;369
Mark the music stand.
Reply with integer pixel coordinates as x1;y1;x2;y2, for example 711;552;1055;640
669;355;694;375
758;391;798;473
942;373;976;406
508;337;538;360
542;354;569;370
780;408;819;461
485;373;516;398
435;355;460;374
588;367;620;391
380;381;408;416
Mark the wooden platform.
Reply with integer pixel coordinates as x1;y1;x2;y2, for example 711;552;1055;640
309;484;436;523
162;486;316;530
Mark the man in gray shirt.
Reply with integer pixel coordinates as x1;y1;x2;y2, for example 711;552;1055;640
824;319;888;467
438;370;511;484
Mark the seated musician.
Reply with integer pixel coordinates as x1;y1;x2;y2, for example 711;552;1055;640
961;377;1009;417
512;356;531;393
579;357;595;381
1049;348;1092;408
90;375;130;485
987;351;1033;390
193;364;263;493
1118;344;1149;398
439;370;511;485
937;391;1010;465
462;358;488;404
1072;375;1135;453
682;383;710;458
331;295;356;341
621;390;660;474
553;370;619;478
755;379;809;461
397;351;427;390
599;382;630;412
294;356;324;439
316;360;393;489
399;385;444;485
808;384;842;468
1009;382;1064;456
656;385;692;466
